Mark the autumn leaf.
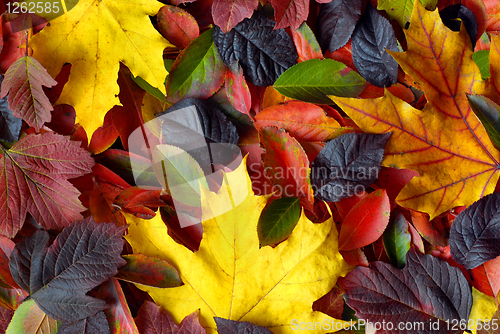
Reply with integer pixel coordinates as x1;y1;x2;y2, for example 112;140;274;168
212;0;258;33
125;158;352;333
0;133;94;238
331;1;500;219
271;0;309;30
378;0;438;27
29;0;172;142
5;299;60;334
1;56;56;131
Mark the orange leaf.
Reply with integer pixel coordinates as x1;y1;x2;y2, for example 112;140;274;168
331;1;500;219
157;5;199;48
338;189;390;251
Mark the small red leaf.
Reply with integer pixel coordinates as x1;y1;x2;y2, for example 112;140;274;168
338;189;390;251
212;0;258;33
312;286;345;319
225;64;252;116
115;254;182;288
157;5;200;48
291;22;324;62
272;0;309;30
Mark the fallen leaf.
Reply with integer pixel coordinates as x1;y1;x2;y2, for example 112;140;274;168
214;317;273;334
377;0;438;27
0;56;56;131
5;299;60;334
29;0;172;142
271;0;309;30
0;133;94;238
115;254;182;288
212;0;258;33
157;5;199;48
0;75;22;144
257;197;300;247
331;1;500;219
125;159;352;333
57;312;110;334
291;22;324;62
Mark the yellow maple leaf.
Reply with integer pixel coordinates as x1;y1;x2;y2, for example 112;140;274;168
330;0;500;219
125;158;352;333
30;0;172;142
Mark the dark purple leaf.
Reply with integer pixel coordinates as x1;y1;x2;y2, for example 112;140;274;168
214;317;273;334
351;4;398;87
0;306;13;333
440;4;478;49
9;218;126;322
0;75;22;144
213;12;297;86
311;132;390;202
135;301;206;334
450;193;500;269
156;98;240;175
339;250;472;334
316;0;363;52
57;311;111;334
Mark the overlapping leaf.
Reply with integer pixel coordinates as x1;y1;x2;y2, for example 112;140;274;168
5;299;60;334
213;13;297;86
215;318;272;334
0;133;94;238
340;250;473;333
29;0;172;142
378;0;437;27
9;218;126;322
0;56;56;131
0;75;22;144
271;0;309;30
125;160;352;333
331;1;500;219
212;0;258;33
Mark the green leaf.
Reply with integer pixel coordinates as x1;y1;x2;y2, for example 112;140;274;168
258;197;301;247
473;50;491;80
467;95;500;151
382;210;411;269
377;0;438;28
274;59;366;104
166;28;226;103
6;299;60;334
131;75;167;102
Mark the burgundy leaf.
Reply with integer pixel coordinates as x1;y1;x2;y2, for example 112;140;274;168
271;0;309;30
214;317;273;334
57;311;110;334
212;0;258;33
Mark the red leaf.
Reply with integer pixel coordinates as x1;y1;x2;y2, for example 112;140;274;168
469;256;500;297
0;133;94;237
111;66;147;151
0;237;18;289
135;301;206;334
312;286;344;319
260;127;314;210
89;180;126;225
0;56;57;131
378;167;419;200
115;187;164;209
115;254;182;288
338;189;390;251
291;22;324;62
334;192;368;220
255;101;342;142
0;21;24;73
158;5;200;48
272;0;309;30
0;306;13;333
212;0;258;33
96;278;140;334
410;210;451;247
72;110;119;154
225;64;252;116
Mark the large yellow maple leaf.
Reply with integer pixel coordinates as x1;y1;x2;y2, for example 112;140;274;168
331;0;500;219
125;159;352;333
30;0;172;141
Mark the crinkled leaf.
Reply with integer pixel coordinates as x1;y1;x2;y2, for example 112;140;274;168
213;13;297;86
5;299;60;334
257;197;300;247
9;218;126;322
271;0;308;30
338;189;390;251
440;4;478;49
212;0;258;33
214;317;273;334
383;210;412;269
473;50;491;79
57;312;110;334
352;4;399;87
166;29;226;104
311;133;391;202
0;75;22;144
378;0;438;27
0;133;94;238
254;101;342;142
157;5;199;48
157;98;240;174
274;59;366;104
316;0;363;52
125;160;352;333
331;1;500;219
29;0;172;142
340;250;473;333
116;254;182;288
450;193;500;269
467;95;500;151
135;301;206;334
0;56;56;131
